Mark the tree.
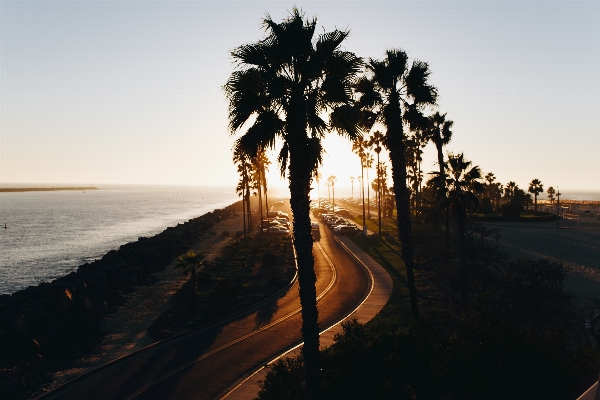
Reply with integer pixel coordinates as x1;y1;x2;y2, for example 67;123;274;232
352;139;369;235
355;49;438;321
368;130;385;236
328;175;337;209
440;153;483;303
233;148;253;237
175;251;205;311
528;179;544;213
547;186;556;204
224;9;362;395
350;176;355;199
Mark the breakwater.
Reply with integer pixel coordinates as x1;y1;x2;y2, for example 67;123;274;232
0;202;240;398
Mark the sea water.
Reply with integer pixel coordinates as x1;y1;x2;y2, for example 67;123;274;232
0;185;238;295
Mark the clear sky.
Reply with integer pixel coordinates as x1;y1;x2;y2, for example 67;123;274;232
1;1;599;193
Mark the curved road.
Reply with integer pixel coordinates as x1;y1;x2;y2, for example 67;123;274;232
42;224;369;400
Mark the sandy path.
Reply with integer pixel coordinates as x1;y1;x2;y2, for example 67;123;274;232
483;221;600;309
46;214;246;391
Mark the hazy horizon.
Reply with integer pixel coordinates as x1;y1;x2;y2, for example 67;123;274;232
1;1;599;192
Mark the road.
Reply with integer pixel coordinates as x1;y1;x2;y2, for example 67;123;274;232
42;222;369;400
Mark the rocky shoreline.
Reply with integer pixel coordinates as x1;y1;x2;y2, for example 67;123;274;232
0;202;241;398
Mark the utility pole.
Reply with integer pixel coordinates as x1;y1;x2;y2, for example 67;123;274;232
556;186;561;229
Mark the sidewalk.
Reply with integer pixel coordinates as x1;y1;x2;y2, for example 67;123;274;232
221;236;392;399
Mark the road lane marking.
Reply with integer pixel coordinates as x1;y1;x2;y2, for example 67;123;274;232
125;242;336;399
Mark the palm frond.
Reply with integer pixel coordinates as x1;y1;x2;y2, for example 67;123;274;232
405;60;438;106
329;104;363;140
277;142;289;178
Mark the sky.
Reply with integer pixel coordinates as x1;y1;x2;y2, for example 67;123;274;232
1;1;599;194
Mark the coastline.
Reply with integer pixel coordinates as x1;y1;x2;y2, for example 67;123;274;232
0;187;99;192
0;201;243;398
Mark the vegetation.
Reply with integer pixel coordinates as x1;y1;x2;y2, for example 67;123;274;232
225;8;587;399
224;9;363;395
150;232;295;340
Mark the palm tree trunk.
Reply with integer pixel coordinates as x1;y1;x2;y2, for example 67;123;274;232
245;188;252;232
258;170;263;234
457;207;468;304
367;168;370;218
437;144;450;250
361;166;366;235
385;96;419;321
288;147;321;398
242;196;246;237
377;153;382;237
264;182;269;220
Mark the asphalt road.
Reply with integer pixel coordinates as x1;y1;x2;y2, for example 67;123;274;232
42;221;368;400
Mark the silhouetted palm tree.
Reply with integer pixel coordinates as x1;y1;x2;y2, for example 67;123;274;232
547;186;556;204
352;139;369;235
233;148;252;237
328;175;337;208
428;111;453;247
528;179;544;213
224;9;362;395
440;153;483;303
368;130;385;236
355;49;438;321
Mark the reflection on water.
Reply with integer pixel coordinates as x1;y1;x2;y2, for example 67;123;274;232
0;186;237;294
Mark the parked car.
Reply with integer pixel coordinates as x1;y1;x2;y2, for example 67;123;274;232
311;221;320;230
265;225;290;235
333;223;356;232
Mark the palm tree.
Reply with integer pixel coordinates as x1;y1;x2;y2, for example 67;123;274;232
365;151;374;218
175;250;205;311
352;139;368;235
368;130;385;236
315;171;322;209
328;175;337;209
233;148;252;237
350;176;355;199
547;186;556;204
528;179;544;213
428;112;453;246
355;49;438;321
440;153;483;303
224;9;362;395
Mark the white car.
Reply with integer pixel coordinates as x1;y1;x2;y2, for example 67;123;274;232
266;225;290;235
333;223;355;232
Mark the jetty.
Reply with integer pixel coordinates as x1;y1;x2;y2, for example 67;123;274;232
0;187;98;193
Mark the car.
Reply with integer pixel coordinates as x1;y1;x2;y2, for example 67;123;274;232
265;225;290;235
333;223;356;232
311;222;319;230
336;225;361;235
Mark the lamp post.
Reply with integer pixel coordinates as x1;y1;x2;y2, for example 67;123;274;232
556;186;561;228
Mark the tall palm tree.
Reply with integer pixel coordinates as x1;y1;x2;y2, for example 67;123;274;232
440;153;483;303
352;139;368;235
233;148;252;237
224;9;362;395
355;49;438;321
365;152;373;218
315;171;322;209
350;176;355;199
328;176;337;209
428;111;453;246
368;130;385;236
528;179;544;213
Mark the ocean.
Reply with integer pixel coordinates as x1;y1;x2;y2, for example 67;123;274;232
0;185;238;295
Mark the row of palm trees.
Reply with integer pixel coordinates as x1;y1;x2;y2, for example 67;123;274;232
233;146;270;237
222;8;511;397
